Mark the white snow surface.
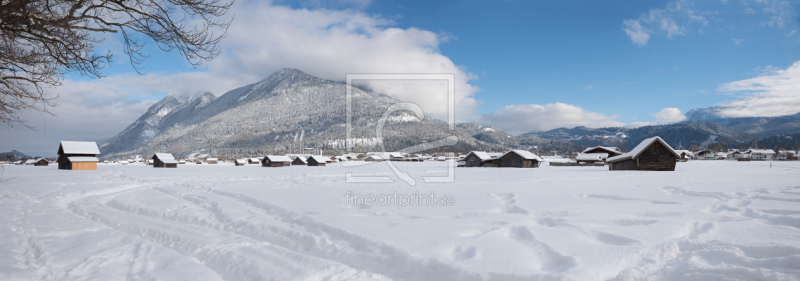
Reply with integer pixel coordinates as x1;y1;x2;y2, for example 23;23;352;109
1;161;800;280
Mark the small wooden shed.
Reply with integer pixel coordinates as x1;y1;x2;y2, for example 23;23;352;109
34;158;49;166
582;146;623;158
307;155;327;166
575;153;608;164
57;141;100;170
463;151;503;167
261;155;291;167
248;158;261;164
151;153;178;168
207;158;219;164
497;150;543;168
608;136;680;171
234;159;247;166
291;156;307;166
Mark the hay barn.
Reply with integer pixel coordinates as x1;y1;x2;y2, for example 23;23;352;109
262;155;291;167
608;136;680;171
151;153;178;168
307;156;327;166
56;141;100;170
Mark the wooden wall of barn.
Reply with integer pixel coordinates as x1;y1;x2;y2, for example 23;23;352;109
609;159;636;170
636;142;677;171
71;162;97;170
464;154;483;167
498;153;539;168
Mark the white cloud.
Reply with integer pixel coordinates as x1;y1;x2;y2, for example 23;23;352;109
623;19;650;46
731;38;744;44
474;103;625;135
712;60;800;117
622;1;708;46
652;108;687;123
1;1;482;155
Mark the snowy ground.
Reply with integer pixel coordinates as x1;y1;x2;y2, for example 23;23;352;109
1;161;799;281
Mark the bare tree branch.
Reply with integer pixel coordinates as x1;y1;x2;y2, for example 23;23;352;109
0;0;234;128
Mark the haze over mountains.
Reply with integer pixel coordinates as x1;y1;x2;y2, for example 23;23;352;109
99;69;800;159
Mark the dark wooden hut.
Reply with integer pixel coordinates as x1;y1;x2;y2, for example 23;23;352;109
463;151;503;167
34;158;49;166
582;146;623;158
291;156;307;166
152;153;178;168
262;155;291;167
608;136;680;171
234;159;247;166
497;150;542;168
57;141;100;170
307;156;327;166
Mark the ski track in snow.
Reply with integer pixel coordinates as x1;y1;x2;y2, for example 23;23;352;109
0;162;799;280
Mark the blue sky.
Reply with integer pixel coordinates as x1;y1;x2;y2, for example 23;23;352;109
4;0;800;156
89;0;800;124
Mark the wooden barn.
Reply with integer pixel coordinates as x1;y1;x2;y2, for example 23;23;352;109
56;141;100;170
151;153;178;168
365;155;384;162
291;156;307;165
234;159;247;166
608;136;680;171
262;155;292;167
497;150;543;168
307;155;327;166
463;151;503;167
575;153;608;164
206;158;219;164
582;146;622;158
34;158;49;166
248;158;260;164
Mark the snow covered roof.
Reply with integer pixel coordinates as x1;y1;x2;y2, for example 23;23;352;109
207;158;218;161
501;150;543;161
581;146;621;154
293;156;307;163
674;150;694;156
466;151;504;161
366;155;383;160
67;157;98;162
59;141;100;155
607;136;680;162
25;159;37;164
265;155;292;162
153;153;175;160
234;159;247;163
249;158;260;162
747;149;776;154
575;153;608;161
308;155;328;163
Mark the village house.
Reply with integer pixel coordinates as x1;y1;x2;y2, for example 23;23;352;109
746;149;776;161
261;155;292;167
695;149;716;160
56;141;101;170
151;153;178;168
673;150;694;162
608;136;680;171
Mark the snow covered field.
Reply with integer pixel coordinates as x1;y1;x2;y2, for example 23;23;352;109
1;161;799;281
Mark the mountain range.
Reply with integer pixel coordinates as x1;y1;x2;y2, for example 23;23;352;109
100;69;800;159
